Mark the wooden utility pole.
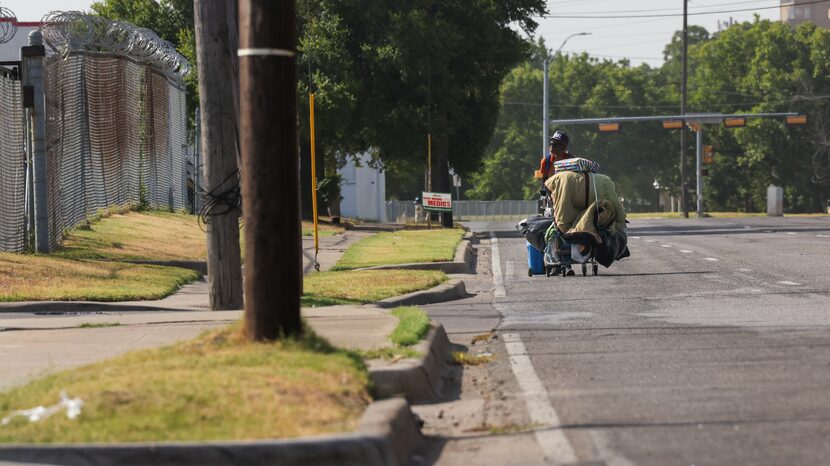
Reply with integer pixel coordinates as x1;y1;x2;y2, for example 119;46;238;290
239;0;302;339
680;0;690;218
194;0;244;310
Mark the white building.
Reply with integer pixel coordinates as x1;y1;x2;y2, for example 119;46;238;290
339;153;387;222
0;22;41;63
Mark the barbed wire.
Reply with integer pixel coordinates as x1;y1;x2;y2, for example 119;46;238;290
40;11;190;78
0;3;17;45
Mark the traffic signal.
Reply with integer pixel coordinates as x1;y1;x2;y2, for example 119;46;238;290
703;145;714;164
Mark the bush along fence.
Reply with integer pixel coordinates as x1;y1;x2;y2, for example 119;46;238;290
0;12;189;253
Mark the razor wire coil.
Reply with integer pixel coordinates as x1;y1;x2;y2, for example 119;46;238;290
0;4;17;45
40;11;190;78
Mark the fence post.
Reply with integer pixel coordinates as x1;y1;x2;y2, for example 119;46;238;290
22;31;49;253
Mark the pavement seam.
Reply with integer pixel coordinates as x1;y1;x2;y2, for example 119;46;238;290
0;320;237;333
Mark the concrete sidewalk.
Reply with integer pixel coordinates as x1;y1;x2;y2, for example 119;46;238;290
302;230;373;273
0;228;401;392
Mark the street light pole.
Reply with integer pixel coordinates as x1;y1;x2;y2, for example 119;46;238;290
543;32;590;157
680;0;690;218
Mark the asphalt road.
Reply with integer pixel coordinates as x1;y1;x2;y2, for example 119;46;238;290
419;216;830;466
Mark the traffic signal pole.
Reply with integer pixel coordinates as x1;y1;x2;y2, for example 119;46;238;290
550;112;801;218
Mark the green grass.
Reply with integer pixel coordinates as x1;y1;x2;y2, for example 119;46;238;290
78;323;121;329
0;324;370;443
390;307;431;347
333;228;465;270
0;210;204;302
301;270;447;307
56;211;207;262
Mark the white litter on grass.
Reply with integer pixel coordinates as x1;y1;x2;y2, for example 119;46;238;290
1;391;83;425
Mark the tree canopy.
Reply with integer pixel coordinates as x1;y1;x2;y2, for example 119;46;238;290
469;19;829;213
297;0;546;203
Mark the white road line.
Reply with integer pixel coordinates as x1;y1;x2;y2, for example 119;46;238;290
589;431;637;466
630;236;640;239
786;232;798;235
502;333;578;464
778;281;801;286
490;232;506;298
738;268;753;272
680;249;693;253
661;244;672;248
704;257;719;262
644;239;656;243
505;260;516;279
818;234;830;238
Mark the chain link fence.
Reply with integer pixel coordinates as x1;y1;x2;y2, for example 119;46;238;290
387;200;539;223
0;13;189;253
0;67;24;252
42;52;187;249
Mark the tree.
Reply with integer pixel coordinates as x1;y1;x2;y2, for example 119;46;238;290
295;0;546;220
691;19;829;212
469;49;679;211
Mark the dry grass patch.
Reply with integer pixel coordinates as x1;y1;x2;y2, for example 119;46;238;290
57;211;207;262
333;228;464;270
0;324;370;443
301;220;344;238
452;351;494;366
0;252;200;302
302;270;446;307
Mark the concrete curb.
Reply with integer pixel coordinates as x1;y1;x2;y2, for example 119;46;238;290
369;322;461;403
355;232;474;274
376;279;467;308
0;399;421;466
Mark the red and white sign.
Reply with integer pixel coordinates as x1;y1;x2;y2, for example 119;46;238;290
422;192;452;212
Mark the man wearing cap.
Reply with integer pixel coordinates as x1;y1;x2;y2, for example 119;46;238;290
537;130;576;189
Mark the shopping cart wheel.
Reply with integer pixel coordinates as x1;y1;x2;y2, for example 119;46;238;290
582;264;587;276
592;263;599;276
528;267;533;277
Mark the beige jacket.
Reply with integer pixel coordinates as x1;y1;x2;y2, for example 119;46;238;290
544;170;626;244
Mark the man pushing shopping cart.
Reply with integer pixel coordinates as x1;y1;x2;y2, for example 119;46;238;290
520;130;630;277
